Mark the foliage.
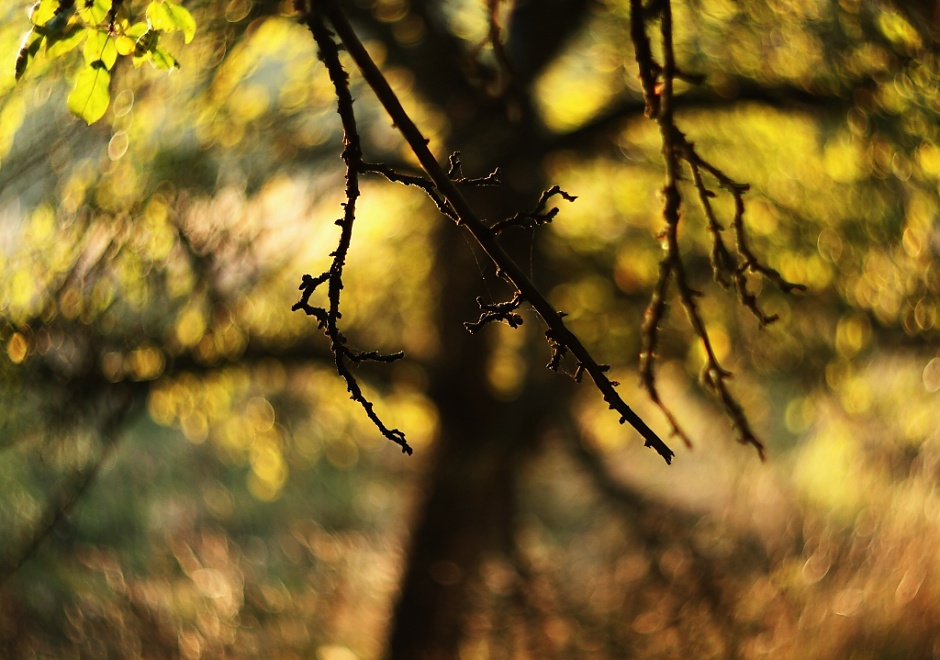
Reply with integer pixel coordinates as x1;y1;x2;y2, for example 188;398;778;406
15;0;194;123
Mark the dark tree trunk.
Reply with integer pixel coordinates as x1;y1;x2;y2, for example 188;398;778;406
381;2;596;656
387;188;545;660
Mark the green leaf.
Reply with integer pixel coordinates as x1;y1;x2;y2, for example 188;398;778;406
67;60;111;124
14;29;44;81
125;22;150;40
128;24;178;70
34;0;77;38
29;0;62;27
77;0;112;26
114;34;137;56
134;25;158;56
83;29;119;69
150;46;179;70
146;1;197;44
45;23;86;60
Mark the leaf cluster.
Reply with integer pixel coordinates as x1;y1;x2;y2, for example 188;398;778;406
15;0;195;124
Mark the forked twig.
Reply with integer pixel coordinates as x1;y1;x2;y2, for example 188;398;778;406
294;7;411;455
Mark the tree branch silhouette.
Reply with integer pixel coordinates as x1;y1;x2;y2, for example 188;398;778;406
299;0;675;464
294;6;411;455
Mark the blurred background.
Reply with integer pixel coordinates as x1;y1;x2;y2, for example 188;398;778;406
1;0;939;657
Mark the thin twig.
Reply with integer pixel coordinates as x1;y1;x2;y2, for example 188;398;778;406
295;6;411;455
464;292;525;333
362;162;457;219
491;185;577;234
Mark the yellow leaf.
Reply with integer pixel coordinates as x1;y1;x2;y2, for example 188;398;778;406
146;0;197;43
67;61;111;124
83;30;118;69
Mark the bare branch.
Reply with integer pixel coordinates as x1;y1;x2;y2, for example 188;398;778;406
629;0;801;459
311;0;675;464
362;161;457;220
447;151;502;187
0;398;131;586
296;6;412;455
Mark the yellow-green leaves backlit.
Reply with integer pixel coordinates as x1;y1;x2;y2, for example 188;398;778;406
45;23;86;60
146;1;197;44
76;0;112;27
127;23;180;70
12;0;196;124
84;30;118;69
68;60;111;124
29;0;70;29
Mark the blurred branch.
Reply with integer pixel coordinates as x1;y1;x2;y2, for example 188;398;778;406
630;0;809;459
338;1;476;111
565;430;770;656
505;0;593;88
0;394;132;586
548;80;854;154
464;0;514;99
304;0;675;463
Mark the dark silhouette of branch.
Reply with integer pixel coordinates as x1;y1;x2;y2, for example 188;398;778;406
633;0;696;449
294;7;411;455
491;185;577;234
303;0;675;464
362;154;501;220
685;144;806;327
446;152;502;188
464;292;524;333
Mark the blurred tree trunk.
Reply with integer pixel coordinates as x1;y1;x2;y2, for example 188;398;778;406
387;232;538;657
385;3;594;655
387;153;547;659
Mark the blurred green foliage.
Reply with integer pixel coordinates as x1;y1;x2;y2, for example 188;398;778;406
1;0;940;657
